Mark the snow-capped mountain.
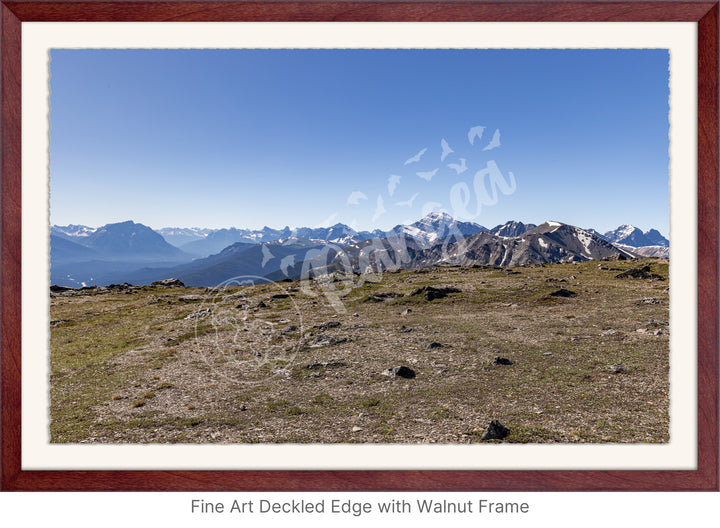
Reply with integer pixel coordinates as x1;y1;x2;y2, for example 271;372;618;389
276;219;636;280
615;243;670;259
642;229;670;247
385;212;487;246
603;224;669;248
419;221;635;268
51;214;669;287
177;224;383;257
156;227;217;247
488;220;537;238
51;224;97;240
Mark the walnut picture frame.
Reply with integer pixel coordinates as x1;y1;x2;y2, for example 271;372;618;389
1;1;717;491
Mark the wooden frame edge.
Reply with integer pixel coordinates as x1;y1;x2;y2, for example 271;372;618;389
1;1;22;491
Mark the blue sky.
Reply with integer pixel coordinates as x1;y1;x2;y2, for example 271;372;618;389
49;48;670;235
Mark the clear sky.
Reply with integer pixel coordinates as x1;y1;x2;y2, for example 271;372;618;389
49;48;670;235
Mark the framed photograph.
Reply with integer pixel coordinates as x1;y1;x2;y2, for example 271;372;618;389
1;1;717;491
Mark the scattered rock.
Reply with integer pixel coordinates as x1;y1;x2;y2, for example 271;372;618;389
600;329;617;336
549;288;577;298
256;301;268;308
364;292;404;302
399;325;413;333
146;295;162;305
383;366;416;379
50;319;70;326
409;286;461;301
280;325;298;335
401;309;412;316
652;329;664;336
185;308;211;319
352;426;363;432
305;335;347;348
314;321;341;330
427;342;444;349
178;295;205;302
271;293;290;300
615;266;665;280
481;420;510;441
608;363;626;373
637;297;661;305
151;278;185;287
492;356;513;366
636;328;648;334
542;352;553;356
107;283;135;292
306;361;347;369
352;313;359;317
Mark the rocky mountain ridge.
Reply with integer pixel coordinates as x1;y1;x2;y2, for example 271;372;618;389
51;215;668;287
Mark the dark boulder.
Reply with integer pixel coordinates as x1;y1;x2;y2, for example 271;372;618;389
481;420;510;441
615;266;665;280
492;356;513;366
314;321;341;330
151;278;184;287
549;288;577;297
409;286;461;301
384;366;416;379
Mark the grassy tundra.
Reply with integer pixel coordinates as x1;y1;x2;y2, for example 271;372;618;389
50;259;669;444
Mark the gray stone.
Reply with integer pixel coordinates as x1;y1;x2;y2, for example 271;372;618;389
314;321;341;330
185;308;211;319
306;361;347;369
151;278;185;287
306;334;347;348
364;292;404;302
178;295;205;302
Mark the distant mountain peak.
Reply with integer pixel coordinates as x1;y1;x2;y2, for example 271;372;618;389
489;220;537;238
604;224;668;248
424;211;454;221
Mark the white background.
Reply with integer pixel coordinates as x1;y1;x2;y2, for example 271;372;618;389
4;19;716;523
1;491;719;526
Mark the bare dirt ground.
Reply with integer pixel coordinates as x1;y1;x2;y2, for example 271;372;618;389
50;259;669;444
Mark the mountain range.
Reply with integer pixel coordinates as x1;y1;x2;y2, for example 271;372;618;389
50;214;669;287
